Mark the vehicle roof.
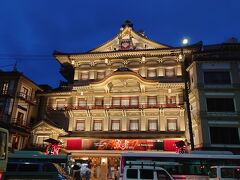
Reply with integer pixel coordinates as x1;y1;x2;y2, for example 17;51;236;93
121;152;240;159
124;166;169;170
210;166;240;168
9;151;68;160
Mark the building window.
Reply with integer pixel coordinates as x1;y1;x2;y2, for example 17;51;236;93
204;71;231;84
97;72;105;80
166;96;176;104
147;96;157;107
129;120;139;131
2;81;9;94
178;95;184;105
165;68;175;77
148;119;158;131
20;86;29;99
56;99;66;110
95;97;104;108
16;111;24;125
112;97;121;106
93;120;102;131
112;97;139;108
12;135;20;149
121;98;130;107
148;69;157;77
36;136;49;145
78;98;87;107
81;72;89;80
111;120;120;131
210;127;240;144
76;120;85;131
167;118;177;131
131;97;139;106
206;98;235;112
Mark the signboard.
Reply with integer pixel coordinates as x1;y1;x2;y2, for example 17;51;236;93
67;139;164;151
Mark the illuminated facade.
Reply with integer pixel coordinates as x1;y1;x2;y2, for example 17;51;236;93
33;21;240;178
36;21;202;173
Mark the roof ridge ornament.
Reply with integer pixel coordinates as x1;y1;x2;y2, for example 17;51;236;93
121;19;133;29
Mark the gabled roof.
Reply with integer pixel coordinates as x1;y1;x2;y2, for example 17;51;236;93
53;20;170;60
90;20;170;52
32;119;67;134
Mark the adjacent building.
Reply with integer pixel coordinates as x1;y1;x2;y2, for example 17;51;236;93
0;70;42;150
187;42;240;152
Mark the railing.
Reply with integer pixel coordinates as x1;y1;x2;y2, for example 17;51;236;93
17;92;37;105
11;118;31;130
47;103;184;111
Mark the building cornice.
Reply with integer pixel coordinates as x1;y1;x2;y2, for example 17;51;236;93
55;48;194;65
59;131;185;139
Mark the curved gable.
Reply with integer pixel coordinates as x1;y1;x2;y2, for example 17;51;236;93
90;22;170;53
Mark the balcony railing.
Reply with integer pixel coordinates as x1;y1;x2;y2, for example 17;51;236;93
11;118;31;130
17;92;37;105
47;103;184;111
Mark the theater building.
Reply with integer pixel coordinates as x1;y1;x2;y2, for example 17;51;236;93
36;21;199;175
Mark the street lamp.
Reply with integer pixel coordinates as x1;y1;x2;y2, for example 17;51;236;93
181;38;195;151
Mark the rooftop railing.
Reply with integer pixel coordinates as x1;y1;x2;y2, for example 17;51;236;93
47;103;184;111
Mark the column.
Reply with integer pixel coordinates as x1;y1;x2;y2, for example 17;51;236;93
159;109;165;131
179;109;185;131
68;116;74;131
89;70;95;79
86;117;91;131
74;69;79;80
103;116;109;131
140;116;146;131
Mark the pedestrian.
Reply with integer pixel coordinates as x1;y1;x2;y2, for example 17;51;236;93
72;164;81;180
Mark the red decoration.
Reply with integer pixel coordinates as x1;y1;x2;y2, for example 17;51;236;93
163;140;180;151
66;139;82;150
45;144;60;155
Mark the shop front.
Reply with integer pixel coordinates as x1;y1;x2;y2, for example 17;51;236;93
61;138;182;179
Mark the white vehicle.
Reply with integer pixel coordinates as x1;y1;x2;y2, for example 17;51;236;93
209;166;240;180
120;151;240;180
122;161;174;180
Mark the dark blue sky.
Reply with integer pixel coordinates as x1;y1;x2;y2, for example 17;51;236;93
0;0;239;88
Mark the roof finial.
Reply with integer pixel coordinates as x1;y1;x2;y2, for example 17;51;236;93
122;19;133;29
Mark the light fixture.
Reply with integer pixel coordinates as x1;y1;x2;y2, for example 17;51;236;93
80;91;83;96
179;54;183;60
105;58;108;64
